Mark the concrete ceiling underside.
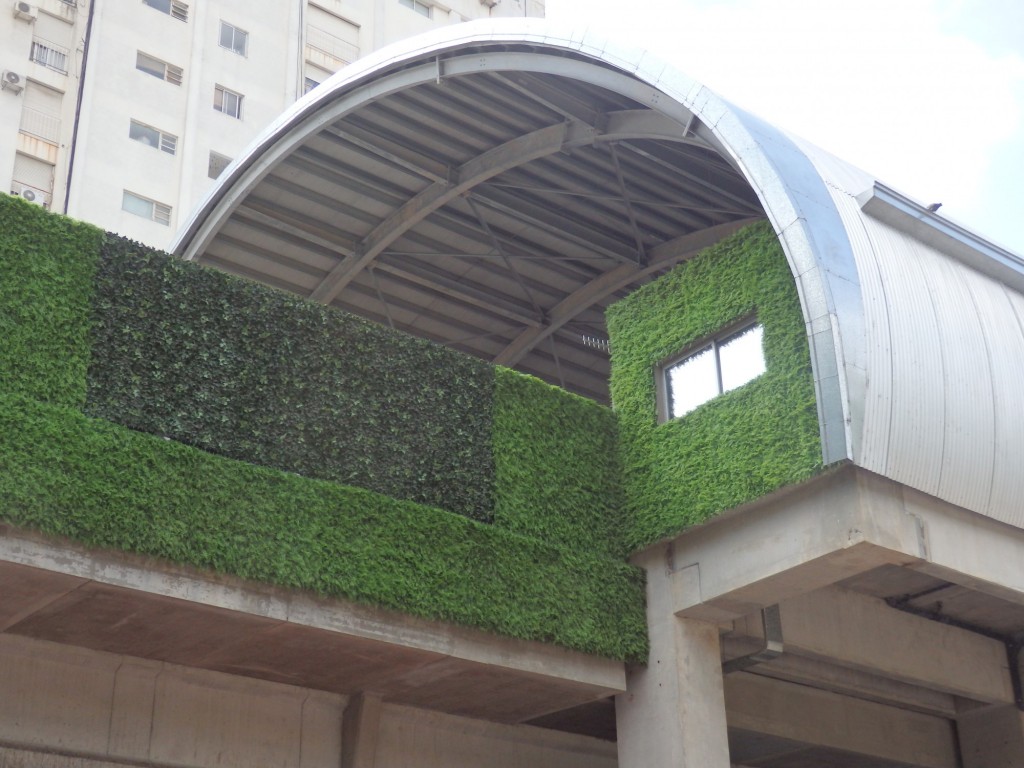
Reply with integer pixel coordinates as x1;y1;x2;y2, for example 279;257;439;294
181;48;765;403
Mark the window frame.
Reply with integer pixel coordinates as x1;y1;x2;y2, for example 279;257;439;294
136;51;183;85
656;317;767;422
128;119;177;155
398;0;432;18
213;84;243;119
219;20;248;56
122;190;172;226
142;0;188;22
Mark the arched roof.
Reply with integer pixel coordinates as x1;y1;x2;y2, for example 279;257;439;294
173;18;859;465
174;19;1024;529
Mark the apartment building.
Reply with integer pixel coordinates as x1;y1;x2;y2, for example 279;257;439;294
1;0;544;247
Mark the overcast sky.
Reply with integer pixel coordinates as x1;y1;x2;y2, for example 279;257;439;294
545;0;1024;255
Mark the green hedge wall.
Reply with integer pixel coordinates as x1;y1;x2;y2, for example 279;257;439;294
87;236;495;522
0;195;646;660
0;393;646;660
493;368;626;559
0;199;102;407
606;222;822;550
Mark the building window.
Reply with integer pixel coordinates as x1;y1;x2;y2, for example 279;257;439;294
398;0;431;17
136;51;183;85
660;321;766;420
30;39;69;73
129;119;177;154
219;21;248;56
122;190;172;226
303;77;320;94
208;151;232;179
142;0;188;22
213;85;242;118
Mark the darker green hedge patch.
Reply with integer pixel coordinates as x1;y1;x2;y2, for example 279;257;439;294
0;393;647;661
0;195;102;406
493;368;627;559
607;222;821;550
86;236;495;521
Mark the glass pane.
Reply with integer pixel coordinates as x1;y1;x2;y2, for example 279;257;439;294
666;346;718;418
142;0;171;13
219;22;233;49
121;191;152;218
136;53;164;78
129;121;160;147
719;324;766;392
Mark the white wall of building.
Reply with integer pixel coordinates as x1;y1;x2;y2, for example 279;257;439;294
0;0;543;249
2;0;85;213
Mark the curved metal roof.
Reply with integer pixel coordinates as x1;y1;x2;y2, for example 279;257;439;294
174;19;1024;530
173;19;857;464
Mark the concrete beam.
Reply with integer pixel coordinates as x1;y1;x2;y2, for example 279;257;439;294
663;466;1024;621
725;672;958;768
730;586;1013;704
0;526;625;726
958;704;1024;767
721;635;959;717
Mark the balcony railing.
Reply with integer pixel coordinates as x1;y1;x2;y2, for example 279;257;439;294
30;37;69;74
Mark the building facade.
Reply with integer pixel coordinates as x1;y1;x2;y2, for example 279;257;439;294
1;0;544;248
4;19;1024;768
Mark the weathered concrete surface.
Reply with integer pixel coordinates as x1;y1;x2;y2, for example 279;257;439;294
375;702;617;768
958;704;1024;768
731;586;1014;703
0;633;618;768
666;466;1024;622
0;633;344;768
0;526;624;725
616;546;730;768
725;672;958;768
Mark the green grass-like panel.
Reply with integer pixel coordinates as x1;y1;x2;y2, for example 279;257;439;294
0;394;647;661
607;222;822;549
87;235;496;522
0;196;102;406
493;368;627;558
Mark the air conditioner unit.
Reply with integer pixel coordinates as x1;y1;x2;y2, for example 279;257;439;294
1;71;24;94
13;1;36;21
11;183;49;208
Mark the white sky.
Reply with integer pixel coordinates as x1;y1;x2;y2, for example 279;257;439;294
545;0;1024;255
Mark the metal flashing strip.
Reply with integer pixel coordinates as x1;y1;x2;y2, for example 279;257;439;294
859;182;1024;288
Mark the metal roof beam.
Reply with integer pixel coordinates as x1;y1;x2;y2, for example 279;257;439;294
309;120;579;305
493;218;761;366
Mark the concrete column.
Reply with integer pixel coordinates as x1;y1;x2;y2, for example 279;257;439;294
958;704;1024;767
341;692;382;768
616;547;731;768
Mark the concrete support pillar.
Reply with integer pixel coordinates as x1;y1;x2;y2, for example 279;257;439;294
616;549;731;768
341;692;382;768
958;704;1024;767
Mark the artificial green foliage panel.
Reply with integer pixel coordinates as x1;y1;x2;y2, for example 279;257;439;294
0;394;647;661
493;368;627;559
606;222;821;550
0;196;102;406
86;236;495;521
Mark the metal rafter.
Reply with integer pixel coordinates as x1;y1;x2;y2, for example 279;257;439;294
493;219;761;366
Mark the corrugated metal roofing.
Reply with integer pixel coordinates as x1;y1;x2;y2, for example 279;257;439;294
174;19;1024;530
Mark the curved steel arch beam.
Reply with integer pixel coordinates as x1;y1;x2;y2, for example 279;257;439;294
493;219;762;367
174;53;702;264
307;111;704;305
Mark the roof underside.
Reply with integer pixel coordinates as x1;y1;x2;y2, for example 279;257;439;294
180;43;765;403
